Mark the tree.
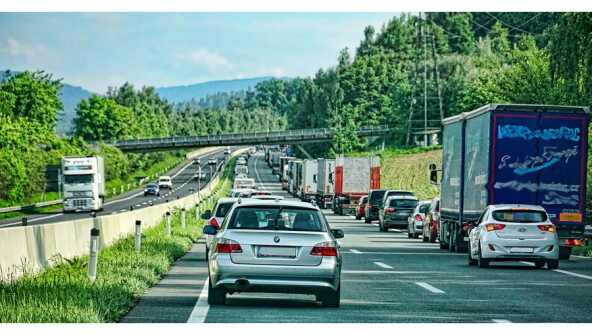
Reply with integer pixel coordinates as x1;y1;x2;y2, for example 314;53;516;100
0;71;63;130
73;95;134;141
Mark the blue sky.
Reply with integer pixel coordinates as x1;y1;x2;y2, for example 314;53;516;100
0;13;395;93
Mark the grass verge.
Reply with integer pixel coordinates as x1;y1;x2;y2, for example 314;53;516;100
0;158;235;323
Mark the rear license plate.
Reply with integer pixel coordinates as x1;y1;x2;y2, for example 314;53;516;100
510;247;534;253
257;246;297;258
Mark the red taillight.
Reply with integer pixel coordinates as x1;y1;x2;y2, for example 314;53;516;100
564;239;582;247
310;242;338;256
209;217;220;229
537;225;556;233
485;223;506;232
385;207;395;213
216;239;242;253
414;214;424;221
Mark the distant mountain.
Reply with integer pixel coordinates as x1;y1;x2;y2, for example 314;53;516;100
156;76;274;103
0;70;93;136
57;84;93;135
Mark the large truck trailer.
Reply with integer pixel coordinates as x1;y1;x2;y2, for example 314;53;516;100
316;158;335;209
62;156;105;212
299;159;318;202
435;104;590;259
334;156;381;215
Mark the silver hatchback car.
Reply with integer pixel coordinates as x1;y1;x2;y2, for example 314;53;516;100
203;200;343;307
467;204;559;269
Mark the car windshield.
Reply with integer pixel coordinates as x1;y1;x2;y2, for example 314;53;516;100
229;206;326;231
215;202;235;217
419;203;430;214
159;177;170;182
146;184;158;189
369;190;386;205
386;191;414;198
492;210;548;223
64;174;93;184
389;199;418;208
361;197;368;204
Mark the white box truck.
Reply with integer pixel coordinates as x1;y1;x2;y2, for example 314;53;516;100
62;156;105;212
280;156;295;190
287;160;300;194
316;158;335;209
299;159;318;202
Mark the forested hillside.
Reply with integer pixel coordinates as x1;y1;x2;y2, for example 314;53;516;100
225;13;591;158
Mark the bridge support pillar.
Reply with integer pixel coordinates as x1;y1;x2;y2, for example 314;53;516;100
295;144;313;159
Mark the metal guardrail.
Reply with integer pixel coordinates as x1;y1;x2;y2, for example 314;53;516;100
0;199;63;214
113;126;391;152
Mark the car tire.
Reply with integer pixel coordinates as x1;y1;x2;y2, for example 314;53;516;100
415;232;421;239
379;222;388;232
365;218;371;224
534;261;545;269
422;233;429;242
320;284;340;308
355;214;360;220
207;278;226;305
407;232;412;238
558;246;572;260
478;243;490;268
547;260;559;270
205;246;209;261
439;242;447;249
467;243;477;266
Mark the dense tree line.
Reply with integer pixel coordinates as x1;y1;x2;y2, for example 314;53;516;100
227;12;591;158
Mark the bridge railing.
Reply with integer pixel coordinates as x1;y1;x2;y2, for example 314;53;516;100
113;126;390;148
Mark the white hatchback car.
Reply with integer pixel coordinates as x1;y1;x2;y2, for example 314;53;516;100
467;204;559;269
158;176;173;189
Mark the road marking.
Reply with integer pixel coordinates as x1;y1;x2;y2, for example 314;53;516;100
135;204;141;207
415;282;445;294
554;269;592;280
572;255;591;260
142;202;147;205
492;319;512;323
187;278;209;323
345;252;463;256
253;156;266;190
343;270;439;274
350;249;362;254
373;261;393;269
119;209;127;212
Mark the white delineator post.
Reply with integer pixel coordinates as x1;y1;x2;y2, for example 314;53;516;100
135;220;142;253
166;211;172;237
181;208;186;229
88;227;100;283
195;203;200;221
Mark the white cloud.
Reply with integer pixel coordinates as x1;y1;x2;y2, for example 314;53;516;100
2;37;49;61
178;49;232;71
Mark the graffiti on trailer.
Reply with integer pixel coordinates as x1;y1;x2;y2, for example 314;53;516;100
497;125;580;142
498;145;579;175
542;191;579;206
493;181;580;193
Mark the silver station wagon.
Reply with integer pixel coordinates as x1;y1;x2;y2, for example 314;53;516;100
203;199;344;307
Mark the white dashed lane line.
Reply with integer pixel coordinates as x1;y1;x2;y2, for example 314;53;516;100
350;249;362;254
373;261;394;269
415;282;445;294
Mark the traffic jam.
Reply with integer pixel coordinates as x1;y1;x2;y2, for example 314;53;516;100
199;104;591;308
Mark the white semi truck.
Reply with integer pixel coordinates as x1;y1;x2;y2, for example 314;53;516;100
299;159;318;202
316;158;335;209
62;156;105;212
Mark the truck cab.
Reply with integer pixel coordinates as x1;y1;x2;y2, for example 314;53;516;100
62;156;105;212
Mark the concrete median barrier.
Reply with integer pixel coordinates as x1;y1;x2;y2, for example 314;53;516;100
0;147;247;282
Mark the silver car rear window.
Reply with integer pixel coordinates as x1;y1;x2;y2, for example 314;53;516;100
229;206;326;232
215;202;235;217
492;210;547;223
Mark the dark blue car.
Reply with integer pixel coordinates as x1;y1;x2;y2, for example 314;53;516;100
144;183;160;196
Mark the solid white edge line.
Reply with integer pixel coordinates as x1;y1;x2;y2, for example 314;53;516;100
187;278;210;323
415;282;445;294
554;269;592;280
373;261;393;269
492;319;512;323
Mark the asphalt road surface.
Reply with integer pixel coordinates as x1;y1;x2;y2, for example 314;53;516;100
0;148;231;229
122;151;592;323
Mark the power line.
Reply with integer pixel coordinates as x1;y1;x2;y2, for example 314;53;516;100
484;12;539;35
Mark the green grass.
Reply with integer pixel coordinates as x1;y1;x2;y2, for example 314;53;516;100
0;158;236;323
348;147;442;200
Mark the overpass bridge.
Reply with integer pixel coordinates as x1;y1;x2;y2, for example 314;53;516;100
113;126;391;152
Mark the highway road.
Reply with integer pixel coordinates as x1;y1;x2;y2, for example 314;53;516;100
122;152;592;323
0;148;231;229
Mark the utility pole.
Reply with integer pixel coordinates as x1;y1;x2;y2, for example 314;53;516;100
406;17;421;146
422;13;429;147
430;25;444;123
